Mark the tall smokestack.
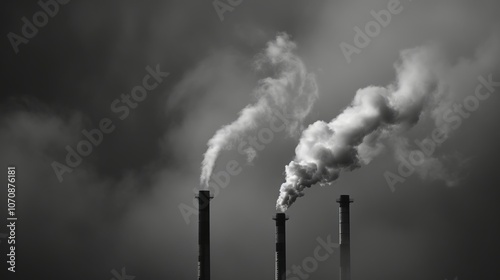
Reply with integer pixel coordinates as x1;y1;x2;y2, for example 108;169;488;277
197;190;212;280
273;213;288;280
337;195;353;280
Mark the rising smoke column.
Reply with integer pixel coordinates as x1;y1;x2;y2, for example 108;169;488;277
200;33;318;187
276;46;445;211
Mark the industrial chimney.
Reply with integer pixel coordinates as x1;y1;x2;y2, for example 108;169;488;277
197;190;212;280
273;213;288;280
337;195;353;280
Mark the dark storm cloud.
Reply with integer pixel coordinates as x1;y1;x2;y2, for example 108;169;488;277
1;0;500;280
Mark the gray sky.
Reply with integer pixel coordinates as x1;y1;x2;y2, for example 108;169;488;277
1;0;500;279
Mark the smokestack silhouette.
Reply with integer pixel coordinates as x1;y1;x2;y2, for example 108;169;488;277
337;195;353;280
197;190;212;280
273;213;288;280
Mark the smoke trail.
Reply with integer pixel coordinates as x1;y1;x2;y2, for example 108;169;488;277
200;33;318;187
277;33;500;211
276;45;445;211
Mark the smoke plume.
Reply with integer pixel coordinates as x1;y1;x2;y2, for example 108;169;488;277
277;33;500;211
276;45;446;211
200;33;318;187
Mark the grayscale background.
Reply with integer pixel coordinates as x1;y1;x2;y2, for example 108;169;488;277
1;0;499;279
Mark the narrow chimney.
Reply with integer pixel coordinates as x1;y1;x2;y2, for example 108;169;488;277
197;190;212;280
337;195;353;280
273;213;288;280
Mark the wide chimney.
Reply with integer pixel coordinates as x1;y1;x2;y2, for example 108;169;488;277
337;195;353;280
273;213;288;280
197;190;212;280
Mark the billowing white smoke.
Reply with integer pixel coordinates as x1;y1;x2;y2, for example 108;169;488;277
276;46;445;211
200;33;318;187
